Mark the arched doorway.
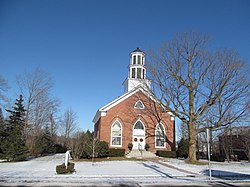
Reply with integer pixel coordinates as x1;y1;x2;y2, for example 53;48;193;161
132;120;145;150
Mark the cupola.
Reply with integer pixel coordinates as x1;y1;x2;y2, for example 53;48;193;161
123;48;151;93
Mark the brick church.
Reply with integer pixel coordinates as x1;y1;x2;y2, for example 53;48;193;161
93;48;175;153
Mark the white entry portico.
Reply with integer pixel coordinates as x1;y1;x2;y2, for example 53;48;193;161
132;120;145;150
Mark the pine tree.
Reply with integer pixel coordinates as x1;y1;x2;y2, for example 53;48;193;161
0;108;6;157
41;124;55;155
176;138;189;159
3;95;28;161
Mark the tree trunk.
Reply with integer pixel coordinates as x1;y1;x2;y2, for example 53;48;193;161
188;122;197;162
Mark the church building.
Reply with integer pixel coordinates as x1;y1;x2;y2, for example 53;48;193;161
93;48;175;153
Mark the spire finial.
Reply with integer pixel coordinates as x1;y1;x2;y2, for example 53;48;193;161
133;47;142;52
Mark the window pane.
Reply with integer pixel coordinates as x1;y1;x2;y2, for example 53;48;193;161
137;55;141;64
134;100;145;109
143;69;145;79
157;124;164;131
156;130;163;136
112;122;121;136
132;68;135;78
134;121;144;129
111;121;122;146
113;123;121;129
112;137;121;145
112;129;121;136
137;68;141;79
156;138;164;147
133;56;136;64
156;124;165;147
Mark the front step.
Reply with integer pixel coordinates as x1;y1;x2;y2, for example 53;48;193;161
126;150;157;158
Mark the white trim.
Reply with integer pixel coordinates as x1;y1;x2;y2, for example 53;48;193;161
167;111;175;121
92;85;170;124
110;120;122;147
155;123;166;148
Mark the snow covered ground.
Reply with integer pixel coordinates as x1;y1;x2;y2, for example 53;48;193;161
161;158;250;180
0;154;249;186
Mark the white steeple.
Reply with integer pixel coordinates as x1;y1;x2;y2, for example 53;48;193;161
123;48;151;93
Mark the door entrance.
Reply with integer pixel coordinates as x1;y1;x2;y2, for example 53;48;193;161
132;121;145;150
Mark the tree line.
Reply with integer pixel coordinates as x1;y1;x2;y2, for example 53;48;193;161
0;69;86;161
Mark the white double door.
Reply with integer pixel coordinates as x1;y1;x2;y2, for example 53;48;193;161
133;129;145;150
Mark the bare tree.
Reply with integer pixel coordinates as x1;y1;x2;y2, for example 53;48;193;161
59;108;78;147
17;68;60;154
17;68;59;135
0;75;9;107
70;131;85;160
179;122;188;140
148;32;250;162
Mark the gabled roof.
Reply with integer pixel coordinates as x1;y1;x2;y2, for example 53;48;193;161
93;85;156;124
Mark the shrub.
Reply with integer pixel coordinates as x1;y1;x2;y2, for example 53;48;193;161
128;143;133;151
54;144;67;153
82;140;109;159
96;141;109;158
156;150;176;158
145;143;150;151
108;148;125;157
56;162;75;174
176;138;188;158
210;154;225;162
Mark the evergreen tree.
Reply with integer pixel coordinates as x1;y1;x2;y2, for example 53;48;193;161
31;125;56;156
176;138;189;159
41;124;55;155
3;95;28;161
0;108;6;156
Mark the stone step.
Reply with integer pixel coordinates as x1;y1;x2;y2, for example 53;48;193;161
126;150;157;158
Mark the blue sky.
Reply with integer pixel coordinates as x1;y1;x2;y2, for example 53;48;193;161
1;0;250;133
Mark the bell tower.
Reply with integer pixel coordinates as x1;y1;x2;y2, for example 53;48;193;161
123;48;151;93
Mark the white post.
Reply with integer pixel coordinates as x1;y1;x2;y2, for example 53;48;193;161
206;128;212;180
65;150;70;168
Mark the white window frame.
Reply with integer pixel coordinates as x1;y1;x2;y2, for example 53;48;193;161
111;120;122;147
155;123;166;148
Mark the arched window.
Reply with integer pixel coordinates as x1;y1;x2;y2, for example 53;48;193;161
111;121;122;146
134;100;145;109
155;123;165;148
134;121;144;130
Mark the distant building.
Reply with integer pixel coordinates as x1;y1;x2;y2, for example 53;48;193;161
93;48;175;153
219;126;250;161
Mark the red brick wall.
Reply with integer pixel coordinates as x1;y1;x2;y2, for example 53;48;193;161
96;90;175;153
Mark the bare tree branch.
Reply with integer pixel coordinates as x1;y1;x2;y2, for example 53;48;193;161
147;32;250;162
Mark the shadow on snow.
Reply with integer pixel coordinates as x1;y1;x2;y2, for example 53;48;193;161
142;162;173;178
202;169;250;180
